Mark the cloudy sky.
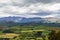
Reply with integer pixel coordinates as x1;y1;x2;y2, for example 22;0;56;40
0;0;60;18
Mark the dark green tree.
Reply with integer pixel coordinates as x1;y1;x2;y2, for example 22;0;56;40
56;31;60;40
48;30;56;40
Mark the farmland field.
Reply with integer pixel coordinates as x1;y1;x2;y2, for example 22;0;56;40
0;25;60;40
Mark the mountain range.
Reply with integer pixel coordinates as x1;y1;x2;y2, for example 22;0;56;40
0;16;60;23
0;16;60;27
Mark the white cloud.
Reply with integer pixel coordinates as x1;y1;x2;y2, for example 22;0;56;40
0;0;60;18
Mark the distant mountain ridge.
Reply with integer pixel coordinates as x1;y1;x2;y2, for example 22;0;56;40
0;16;60;27
44;17;60;23
0;16;60;23
0;17;44;23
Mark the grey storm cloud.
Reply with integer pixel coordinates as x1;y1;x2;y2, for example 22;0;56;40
0;0;60;7
28;11;52;16
12;0;60;4
11;0;60;7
